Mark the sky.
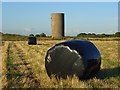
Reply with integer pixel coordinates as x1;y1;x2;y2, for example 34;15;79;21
2;2;118;36
1;0;119;2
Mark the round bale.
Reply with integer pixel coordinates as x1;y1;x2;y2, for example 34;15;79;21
45;40;101;80
28;36;37;45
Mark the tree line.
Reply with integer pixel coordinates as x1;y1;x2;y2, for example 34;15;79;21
29;33;46;37
1;32;120;38
77;32;120;38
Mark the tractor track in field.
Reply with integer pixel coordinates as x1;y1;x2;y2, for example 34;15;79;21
7;42;41;88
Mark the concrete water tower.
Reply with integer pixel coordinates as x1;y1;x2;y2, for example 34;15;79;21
51;13;65;39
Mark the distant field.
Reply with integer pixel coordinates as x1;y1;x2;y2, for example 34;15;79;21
2;34;120;41
1;39;120;88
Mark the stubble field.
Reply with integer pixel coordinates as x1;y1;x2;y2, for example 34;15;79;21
1;40;120;89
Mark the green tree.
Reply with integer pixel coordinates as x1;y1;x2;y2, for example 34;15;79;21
115;32;120;37
29;34;34;37
77;33;87;37
40;33;46;37
35;34;40;37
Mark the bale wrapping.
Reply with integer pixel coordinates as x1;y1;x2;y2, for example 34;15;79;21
28;36;36;45
45;40;101;79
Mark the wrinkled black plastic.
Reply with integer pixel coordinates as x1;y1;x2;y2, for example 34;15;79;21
45;40;101;80
28;37;36;45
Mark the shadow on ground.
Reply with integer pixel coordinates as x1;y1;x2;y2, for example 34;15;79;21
37;43;49;45
96;67;120;79
37;43;53;46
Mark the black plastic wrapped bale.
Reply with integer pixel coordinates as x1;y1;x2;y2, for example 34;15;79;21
28;37;36;45
45;40;101;80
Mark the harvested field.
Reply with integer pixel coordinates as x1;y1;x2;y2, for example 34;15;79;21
1;40;120;88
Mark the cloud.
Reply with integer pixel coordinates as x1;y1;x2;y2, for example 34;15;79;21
23;27;35;35
24;27;33;33
66;29;81;36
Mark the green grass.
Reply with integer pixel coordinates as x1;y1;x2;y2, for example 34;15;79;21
6;43;12;80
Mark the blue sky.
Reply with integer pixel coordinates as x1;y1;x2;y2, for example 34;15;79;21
2;2;118;36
